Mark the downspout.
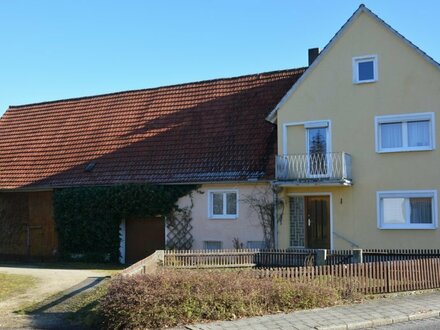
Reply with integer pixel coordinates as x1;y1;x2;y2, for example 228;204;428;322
272;182;278;249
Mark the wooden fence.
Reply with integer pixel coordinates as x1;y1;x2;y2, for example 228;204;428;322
131;250;440;294
163;249;440;268
254;258;440;294
253;249;316;267
163;249;257;268
363;249;440;263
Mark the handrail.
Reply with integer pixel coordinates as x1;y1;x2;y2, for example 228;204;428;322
333;232;360;248
276;152;352;183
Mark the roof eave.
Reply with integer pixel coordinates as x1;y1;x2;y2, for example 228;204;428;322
0;179;274;192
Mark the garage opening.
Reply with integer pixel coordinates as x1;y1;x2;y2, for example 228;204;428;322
125;217;165;264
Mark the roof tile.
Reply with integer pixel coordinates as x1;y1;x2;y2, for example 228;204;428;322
0;68;305;189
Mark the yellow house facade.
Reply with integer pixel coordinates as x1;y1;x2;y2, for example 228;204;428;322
269;5;440;250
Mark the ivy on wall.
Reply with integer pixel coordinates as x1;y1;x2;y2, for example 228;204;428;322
53;184;197;262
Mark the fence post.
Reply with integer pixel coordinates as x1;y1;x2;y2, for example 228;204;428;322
156;250;165;266
353;249;363;264
386;261;390;293
316;249;327;266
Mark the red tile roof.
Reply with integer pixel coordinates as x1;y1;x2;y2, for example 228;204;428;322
0;68;305;189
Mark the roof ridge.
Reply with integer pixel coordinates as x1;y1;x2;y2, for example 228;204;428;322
8;67;306;110
266;4;440;123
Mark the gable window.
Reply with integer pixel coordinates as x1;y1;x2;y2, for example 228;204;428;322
353;55;378;83
208;190;238;219
375;113;435;152
377;190;437;229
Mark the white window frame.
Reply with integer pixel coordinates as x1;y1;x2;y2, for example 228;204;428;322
377;190;438;230
208;189;239;219
352;55;378;84
282;120;332;156
375;112;435;153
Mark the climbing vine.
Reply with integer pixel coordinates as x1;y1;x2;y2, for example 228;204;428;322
241;186;284;249
53;184;197;262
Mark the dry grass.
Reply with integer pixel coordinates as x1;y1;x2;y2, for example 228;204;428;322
0;273;38;301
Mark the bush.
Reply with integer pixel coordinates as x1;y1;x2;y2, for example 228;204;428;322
98;269;341;329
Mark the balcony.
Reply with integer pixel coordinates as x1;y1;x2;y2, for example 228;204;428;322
275;152;352;185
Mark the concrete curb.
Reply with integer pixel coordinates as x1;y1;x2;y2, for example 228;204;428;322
316;310;440;329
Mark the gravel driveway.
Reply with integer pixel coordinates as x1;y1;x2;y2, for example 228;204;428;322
0;265;110;329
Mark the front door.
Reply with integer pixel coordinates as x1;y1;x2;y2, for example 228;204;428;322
305;196;330;249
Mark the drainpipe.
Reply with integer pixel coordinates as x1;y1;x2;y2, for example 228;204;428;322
272;183;278;249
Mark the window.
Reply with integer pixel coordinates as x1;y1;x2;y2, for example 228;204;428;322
204;241;222;250
208;190;238;219
246;241;266;249
353;55;378;83
377;190;437;229
375;113;435;152
306;124;329;177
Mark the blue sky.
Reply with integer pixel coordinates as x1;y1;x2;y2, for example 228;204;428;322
0;1;439;115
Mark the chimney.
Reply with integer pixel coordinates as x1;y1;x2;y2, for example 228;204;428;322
308;48;320;66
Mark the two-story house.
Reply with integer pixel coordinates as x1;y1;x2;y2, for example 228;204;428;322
268;5;440;250
0;4;438;263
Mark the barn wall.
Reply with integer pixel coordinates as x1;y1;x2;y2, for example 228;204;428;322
0;191;58;260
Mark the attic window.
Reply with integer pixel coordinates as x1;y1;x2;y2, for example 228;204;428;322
84;162;96;172
353;55;378;84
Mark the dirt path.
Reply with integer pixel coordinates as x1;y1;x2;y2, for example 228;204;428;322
0;265;109;329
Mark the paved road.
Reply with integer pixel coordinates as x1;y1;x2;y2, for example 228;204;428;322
376;316;440;329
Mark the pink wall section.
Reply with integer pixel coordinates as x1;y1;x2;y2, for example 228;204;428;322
171;183;270;250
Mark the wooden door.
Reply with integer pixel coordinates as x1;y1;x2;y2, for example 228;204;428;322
305;196;330;249
125;217;165;264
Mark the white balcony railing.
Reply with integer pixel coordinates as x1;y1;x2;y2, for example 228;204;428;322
276;152;352;185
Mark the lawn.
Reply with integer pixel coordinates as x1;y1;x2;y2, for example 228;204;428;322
0;273;38;301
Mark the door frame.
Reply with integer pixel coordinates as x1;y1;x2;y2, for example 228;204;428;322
119;219;126;264
288;192;333;250
281;119;332;156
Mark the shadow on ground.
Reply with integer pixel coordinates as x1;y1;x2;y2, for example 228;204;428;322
21;276;108;329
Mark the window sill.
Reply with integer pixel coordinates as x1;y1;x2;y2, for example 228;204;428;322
379;225;437;230
377;146;433;153
209;216;238;220
353;79;377;84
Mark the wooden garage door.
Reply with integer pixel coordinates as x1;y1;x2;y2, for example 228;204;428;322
125;217;165;264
